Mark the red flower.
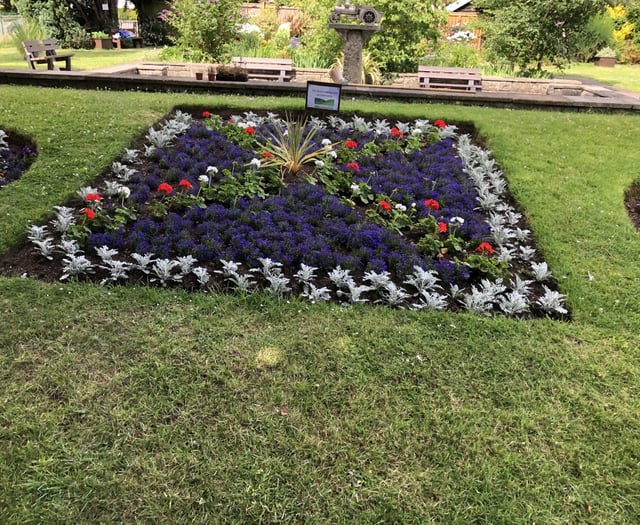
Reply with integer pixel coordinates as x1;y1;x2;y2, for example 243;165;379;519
228;118;234;124
475;242;494;255
80;208;96;220
261;151;274;158
424;199;440;211
178;179;192;190
245;126;255;135
202;111;211;118
85;193;102;202
379;200;392;212
390;127;403;138
346;162;360;171
438;221;447;233
157;182;173;195
345;139;358;149
433;119;447;129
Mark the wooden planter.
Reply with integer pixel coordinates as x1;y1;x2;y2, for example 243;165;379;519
91;38;113;50
595;57;616;67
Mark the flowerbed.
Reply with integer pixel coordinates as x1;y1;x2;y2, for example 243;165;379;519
0;128;38;189
16;110;568;318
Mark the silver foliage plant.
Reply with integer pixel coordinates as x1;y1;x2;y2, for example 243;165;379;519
23;112;568;318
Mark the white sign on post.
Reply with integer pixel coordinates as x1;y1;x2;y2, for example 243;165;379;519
305;81;342;112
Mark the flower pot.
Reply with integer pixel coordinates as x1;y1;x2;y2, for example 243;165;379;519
195;72;204;80
595;57;616;67
91;38;113;50
208;72;216;81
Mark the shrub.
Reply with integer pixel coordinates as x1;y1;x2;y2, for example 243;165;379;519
160;0;243;62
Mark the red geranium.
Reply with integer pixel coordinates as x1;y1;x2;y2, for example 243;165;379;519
346;161;360;171
245;127;255;135
345;139;358;149
85;193;102;202
424;199;440;211
80;207;96;220
379;200;392;212
157;182;173;195
433;119;447;129
178;179;192;190
390;127;403;138
261;151;274;158
202;111;211;118
438;221;447;233
475;242;494;255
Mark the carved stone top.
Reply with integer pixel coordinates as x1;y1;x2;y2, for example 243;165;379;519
329;2;382;25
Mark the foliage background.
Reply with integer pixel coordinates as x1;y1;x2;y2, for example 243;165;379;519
476;0;606;74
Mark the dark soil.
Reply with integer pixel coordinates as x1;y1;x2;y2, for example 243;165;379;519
0;128;37;187
624;180;640;232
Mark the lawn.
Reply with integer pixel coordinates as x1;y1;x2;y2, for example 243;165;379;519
0;40;162;70
555;62;640;93
1;86;640;523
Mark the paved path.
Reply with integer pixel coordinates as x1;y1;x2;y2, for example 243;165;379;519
1;66;639;112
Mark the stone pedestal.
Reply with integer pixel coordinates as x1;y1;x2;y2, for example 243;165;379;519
328;23;380;84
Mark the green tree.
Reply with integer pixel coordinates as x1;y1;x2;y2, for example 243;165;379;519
161;0;243;62
128;0;170;46
477;0;606;74
368;0;446;72
13;0;118;44
291;0;446;73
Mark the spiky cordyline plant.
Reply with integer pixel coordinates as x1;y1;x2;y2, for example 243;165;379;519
258;116;336;180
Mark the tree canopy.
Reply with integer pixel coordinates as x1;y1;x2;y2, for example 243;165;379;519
476;0;606;73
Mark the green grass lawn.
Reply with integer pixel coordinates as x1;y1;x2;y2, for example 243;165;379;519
0;41;162;70
555;62;640;93
1;86;640;523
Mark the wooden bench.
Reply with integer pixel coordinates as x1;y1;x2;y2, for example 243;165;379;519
418;66;482;92
231;57;293;82
112;36;144;49
22;39;74;71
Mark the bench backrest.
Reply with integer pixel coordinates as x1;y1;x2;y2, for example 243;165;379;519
232;57;293;68
417;66;482;91
23;39;61;57
119;20;139;35
231;57;293;81
418;66;481;77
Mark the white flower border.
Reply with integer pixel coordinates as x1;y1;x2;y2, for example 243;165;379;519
25;111;568;317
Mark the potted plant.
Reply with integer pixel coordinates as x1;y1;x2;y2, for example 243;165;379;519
90;31;113;50
215;64;248;82
207;65;217;81
594;47;617;67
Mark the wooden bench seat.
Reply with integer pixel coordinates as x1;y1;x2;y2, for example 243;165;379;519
23;39;74;71
112;36;144;49
418;66;482;92
231;57;293;82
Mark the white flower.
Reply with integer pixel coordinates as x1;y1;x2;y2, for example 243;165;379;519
249;158;261;168
119;186;131;198
314;160;325;167
449;216;465;226
199;175;209;185
321;138;332;146
411;128;422;136
394;203;407;212
350;183;359;192
206;166;218;174
328;150;337;159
